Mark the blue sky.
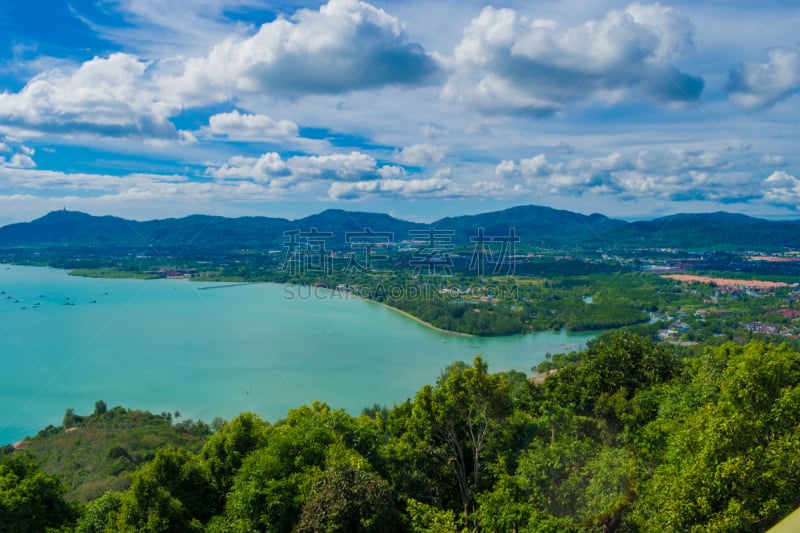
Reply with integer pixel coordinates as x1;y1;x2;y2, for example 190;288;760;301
0;0;798;225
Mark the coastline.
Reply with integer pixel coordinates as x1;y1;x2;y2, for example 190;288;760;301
363;297;475;337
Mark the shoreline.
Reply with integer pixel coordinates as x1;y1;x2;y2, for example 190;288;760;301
364;298;475;337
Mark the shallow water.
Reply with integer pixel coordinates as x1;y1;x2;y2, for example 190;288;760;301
0;264;596;444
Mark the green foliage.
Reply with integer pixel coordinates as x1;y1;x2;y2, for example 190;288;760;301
199;412;269;499
93;400;107;416
0;453;79;533
110;447;216;532
409;356;515;528
406;498;462;533
295;466;394;532
631;342;800;531
544;332;680;416
76;492;123;533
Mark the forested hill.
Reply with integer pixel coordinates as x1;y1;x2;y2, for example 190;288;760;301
1;206;800;250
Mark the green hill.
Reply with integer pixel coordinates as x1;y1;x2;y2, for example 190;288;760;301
1;205;800;251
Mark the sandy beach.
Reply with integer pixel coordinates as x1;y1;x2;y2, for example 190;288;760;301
365;299;475;337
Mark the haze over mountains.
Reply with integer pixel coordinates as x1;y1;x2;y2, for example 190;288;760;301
0;205;799;251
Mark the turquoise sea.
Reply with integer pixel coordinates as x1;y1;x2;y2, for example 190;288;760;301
0;264;598;444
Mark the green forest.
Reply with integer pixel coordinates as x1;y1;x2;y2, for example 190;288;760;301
3;332;800;532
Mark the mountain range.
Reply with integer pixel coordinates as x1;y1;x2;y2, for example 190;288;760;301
1;206;799;251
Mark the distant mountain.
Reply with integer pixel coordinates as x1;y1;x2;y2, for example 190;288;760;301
623;212;800;249
0;210;293;249
0;210;143;247
432;205;628;247
1;206;800;251
295;209;425;237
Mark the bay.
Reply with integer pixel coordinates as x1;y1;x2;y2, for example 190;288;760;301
0;264;597;445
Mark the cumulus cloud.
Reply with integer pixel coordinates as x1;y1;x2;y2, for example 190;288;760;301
726;48;800;109
288;152;379;181
397;143;447;166
498;148;768;203
495;154;555;180
763;171;800;208
164;0;438;104
495;160;517;179
0;165;296;213
204;110;299;140
419;124;447;139
207;153;290;181
207;150;387;184
0;54;181;139
7;153;36;169
442;3;704;116
208;147;455;200
328;175;451;200
0;0;436;141
0;143;36;169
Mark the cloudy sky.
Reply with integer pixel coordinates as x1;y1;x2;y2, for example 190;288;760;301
0;0;798;225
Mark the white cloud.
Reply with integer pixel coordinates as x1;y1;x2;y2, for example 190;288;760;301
288;152;379;181
0;166;295;213
0;54;181;139
163;0;437;105
495;159;517;179
0;0;436;142
205;110;299;139
442;3;704;117
499;148;765;203
377;165;407;179
419;124;447;139
8;153;36;169
328;175;451;199
0;143;37;169
763;171;800;208
207;153;290;181
397;143;447;166
726;48;800;109
207;150;384;184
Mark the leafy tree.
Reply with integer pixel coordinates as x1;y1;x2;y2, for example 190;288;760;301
112;447;215;532
543;332;679;418
295;466;393;532
410;356;513;528
0;453;78;533
200;412;269;499
221;403;368;531
406;498;461;533
76;491;124;533
94;400;107;416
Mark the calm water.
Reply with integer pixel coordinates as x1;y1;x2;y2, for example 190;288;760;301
0;264;597;444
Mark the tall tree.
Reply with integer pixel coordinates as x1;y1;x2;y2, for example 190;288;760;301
411;356;513;528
